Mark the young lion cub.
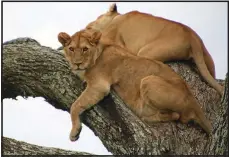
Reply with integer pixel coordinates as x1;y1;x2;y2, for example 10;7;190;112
58;29;212;142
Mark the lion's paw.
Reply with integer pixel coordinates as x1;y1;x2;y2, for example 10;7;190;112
69;125;82;142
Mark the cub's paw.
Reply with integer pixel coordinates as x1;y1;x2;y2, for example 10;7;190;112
69;125;82;142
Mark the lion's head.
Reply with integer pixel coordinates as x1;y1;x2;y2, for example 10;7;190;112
58;29;102;72
86;3;120;31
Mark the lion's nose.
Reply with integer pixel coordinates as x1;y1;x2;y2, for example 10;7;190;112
76;63;80;66
74;63;81;67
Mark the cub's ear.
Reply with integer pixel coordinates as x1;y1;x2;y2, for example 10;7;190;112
89;30;102;45
58;32;71;46
108;3;117;13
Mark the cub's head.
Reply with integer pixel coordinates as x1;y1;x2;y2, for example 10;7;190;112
58;29;102;72
86;3;119;31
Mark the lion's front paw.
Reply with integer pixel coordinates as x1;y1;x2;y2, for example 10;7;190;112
69;125;82;142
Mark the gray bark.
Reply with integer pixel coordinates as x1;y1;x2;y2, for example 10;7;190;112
2;137;93;155
2;38;228;155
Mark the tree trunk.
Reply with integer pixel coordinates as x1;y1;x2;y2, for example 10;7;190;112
2;137;93;155
2;38;228;155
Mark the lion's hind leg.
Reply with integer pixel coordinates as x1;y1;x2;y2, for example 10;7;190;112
139;75;183;123
141;109;180;123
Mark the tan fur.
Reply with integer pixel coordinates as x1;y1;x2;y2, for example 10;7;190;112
58;29;212;142
85;3;223;95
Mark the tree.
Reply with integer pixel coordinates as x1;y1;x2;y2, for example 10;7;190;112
2;38;228;155
2;137;92;155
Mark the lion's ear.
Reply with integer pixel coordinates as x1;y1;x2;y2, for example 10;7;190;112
89;30;102;45
108;3;117;13
58;32;71;46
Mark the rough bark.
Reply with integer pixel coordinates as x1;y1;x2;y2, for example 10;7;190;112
2;38;228;155
2;137;93;155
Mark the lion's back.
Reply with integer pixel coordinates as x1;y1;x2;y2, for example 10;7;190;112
105;10;192;54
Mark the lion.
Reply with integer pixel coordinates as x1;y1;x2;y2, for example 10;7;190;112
85;3;223;95
58;29;212;142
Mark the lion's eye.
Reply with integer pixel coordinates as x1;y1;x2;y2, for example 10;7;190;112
83;47;88;52
69;47;74;51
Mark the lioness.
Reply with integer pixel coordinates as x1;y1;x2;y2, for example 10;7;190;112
85;3;223;95
58;29;212;142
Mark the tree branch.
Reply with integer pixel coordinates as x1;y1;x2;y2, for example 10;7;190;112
2;38;227;155
2;137;93;155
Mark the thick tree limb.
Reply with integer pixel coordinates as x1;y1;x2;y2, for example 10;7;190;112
2;137;93;155
2;38;227;155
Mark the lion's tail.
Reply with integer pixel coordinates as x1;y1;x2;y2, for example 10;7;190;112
190;32;223;95
202;44;216;79
192;103;212;135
